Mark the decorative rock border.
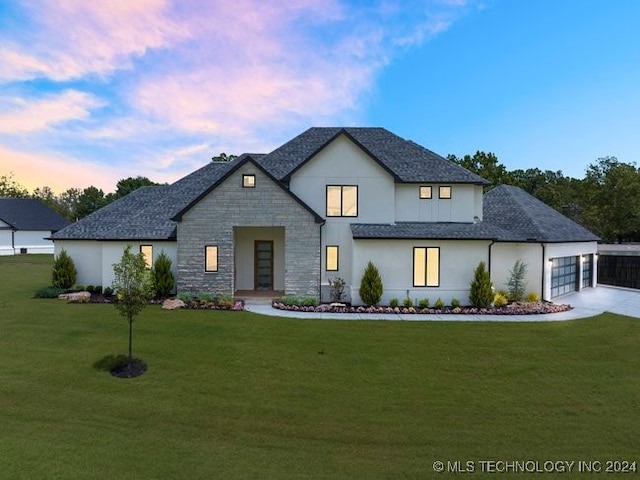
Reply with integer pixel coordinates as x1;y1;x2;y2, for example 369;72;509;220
271;301;573;315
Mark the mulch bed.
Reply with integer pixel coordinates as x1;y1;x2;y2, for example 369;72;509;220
271;301;572;315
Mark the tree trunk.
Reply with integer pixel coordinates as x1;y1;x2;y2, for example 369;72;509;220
128;315;133;366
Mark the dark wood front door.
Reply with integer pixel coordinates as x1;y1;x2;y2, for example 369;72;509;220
254;240;273;290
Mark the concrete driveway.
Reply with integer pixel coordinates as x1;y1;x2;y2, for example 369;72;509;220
559;285;640;319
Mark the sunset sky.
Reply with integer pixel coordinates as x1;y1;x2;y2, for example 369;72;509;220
1;0;639;194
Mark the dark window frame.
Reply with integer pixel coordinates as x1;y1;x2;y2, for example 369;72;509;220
413;246;440;287
326;185;358;217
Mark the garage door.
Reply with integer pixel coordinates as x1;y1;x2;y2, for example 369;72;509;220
551;256;578;297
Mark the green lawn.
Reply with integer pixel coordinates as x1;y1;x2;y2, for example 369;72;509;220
0;255;638;479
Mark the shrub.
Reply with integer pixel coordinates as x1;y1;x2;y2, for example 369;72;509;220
494;292;508;307
198;292;214;303
329;277;346;303
280;296;301;306
301;297;319;307
507;259;528;302
86;285;95;293
103;287;114;297
152;251;175;297
389;298;399;308
94;286;102;294
525;291;540;302
451;298;461;308
177;292;192;303
433;298;445;309
34;286;66;298
359;261;383;306
418;298;430;309
52;249;77;289
75;284;86;292
403;297;413;308
469;261;493;308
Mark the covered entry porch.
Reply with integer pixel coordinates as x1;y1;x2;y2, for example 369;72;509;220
234;226;285;292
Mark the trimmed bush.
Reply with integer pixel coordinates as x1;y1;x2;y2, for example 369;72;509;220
433;298;445;309
34;286;66;299
389;298;399;308
507;259;528;302
451;298;461;308
52;249;77;289
152;251;175;297
494;292;508;307
525;291;540;302
403;297;413;308
103;287;114;297
418;298;430;309
469;261;493;308
359;261;383;306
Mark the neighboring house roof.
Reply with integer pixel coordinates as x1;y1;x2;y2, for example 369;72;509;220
352;185;600;243
0;198;70;231
483;185;600;242
256;127;491;185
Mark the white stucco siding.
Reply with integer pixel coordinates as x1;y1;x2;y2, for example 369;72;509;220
350;239;491;306
55;240;102;286
491;243;544;298
101;241;177;290
289;134;396;224
13;230;55;254
545;241;599;297
395;184;480;223
55;240;177;290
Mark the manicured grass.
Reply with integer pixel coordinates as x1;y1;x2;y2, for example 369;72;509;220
0;255;638;478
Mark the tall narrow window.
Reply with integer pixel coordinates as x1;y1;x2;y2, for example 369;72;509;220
140;245;153;268
242;174;255;188
419;186;432;199
205;245;218;272
326;245;339;271
413;247;440;287
439;186;452;199
326;185;358;217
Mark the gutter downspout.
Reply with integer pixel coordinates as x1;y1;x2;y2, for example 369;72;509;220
488;240;495;277
541;242;546;301
11;228;16;254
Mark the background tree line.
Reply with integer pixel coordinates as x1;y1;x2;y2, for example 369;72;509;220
2;152;638;242
448;152;640;243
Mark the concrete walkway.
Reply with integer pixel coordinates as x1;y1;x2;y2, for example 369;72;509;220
244;286;640;321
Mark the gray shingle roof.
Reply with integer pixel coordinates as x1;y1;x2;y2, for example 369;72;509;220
51;160;238;240
0;198;70;231
351;221;505;240
483;185;600;242
351;185;599;243
257;127;491;185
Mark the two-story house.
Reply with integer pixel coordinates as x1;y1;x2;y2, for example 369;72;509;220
52;127;599;304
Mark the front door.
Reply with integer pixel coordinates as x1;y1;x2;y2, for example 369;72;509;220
254;240;273;290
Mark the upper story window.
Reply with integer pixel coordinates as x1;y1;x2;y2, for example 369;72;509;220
326;185;358;217
419;186;432;199
242;174;256;188
439;186;452;199
140;245;153;268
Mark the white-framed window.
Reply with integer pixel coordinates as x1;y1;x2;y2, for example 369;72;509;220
326;185;358;217
419;186;432;199
326;245;339;271
439;186;452;199
413;247;440;287
205;245;218;272
242;174;256;188
140;245;153;268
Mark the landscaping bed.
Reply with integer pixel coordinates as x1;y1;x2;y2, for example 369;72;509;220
271;300;572;315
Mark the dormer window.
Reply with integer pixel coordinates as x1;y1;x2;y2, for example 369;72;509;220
439;186;452;199
419;186;432;199
242;174;256;188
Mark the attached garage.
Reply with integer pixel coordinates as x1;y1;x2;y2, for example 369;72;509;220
550;256;578;297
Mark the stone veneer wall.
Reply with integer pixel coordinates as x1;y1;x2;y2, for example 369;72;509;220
176;162;321;297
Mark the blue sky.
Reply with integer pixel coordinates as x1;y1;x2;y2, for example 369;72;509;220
1;0;638;193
